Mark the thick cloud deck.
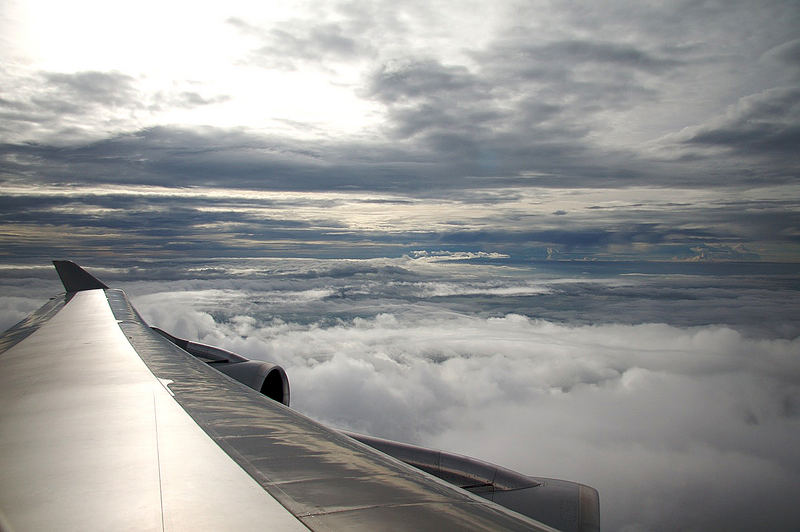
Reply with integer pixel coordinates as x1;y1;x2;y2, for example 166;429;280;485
73;256;797;532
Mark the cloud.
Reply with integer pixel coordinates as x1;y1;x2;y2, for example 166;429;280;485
0;71;230;144
0;180;797;263
152;91;231;110
761;38;800;67
682;87;800;159
130;292;800;532
368;59;483;104
0;296;48;331
680;243;761;262
4;0;800;193
0;70;140;142
531;40;681;72
407;250;510;261
0;1;796;192
41;71;139;108
227;15;375;71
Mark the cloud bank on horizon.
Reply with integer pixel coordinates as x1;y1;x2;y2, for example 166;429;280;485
1;0;799;262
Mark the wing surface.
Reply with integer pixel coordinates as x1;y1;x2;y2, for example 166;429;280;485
0;263;556;531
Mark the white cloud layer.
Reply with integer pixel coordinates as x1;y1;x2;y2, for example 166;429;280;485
136;296;800;531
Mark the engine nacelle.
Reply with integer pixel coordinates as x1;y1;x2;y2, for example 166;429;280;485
344;431;599;532
215;360;289;406
152;327;290;407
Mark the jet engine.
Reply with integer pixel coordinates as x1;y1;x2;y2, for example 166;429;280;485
344;431;600;532
152;327;290;406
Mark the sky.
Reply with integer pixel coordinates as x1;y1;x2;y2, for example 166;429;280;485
1;1;800;531
0;0;799;262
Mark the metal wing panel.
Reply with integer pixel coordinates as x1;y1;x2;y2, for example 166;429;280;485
0;290;308;531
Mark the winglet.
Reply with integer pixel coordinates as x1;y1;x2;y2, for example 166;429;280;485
53;261;109;292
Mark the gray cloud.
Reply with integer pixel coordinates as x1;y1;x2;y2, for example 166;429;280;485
0;71;229;144
41;71;139;108
152;91;231;110
227;16;374;70
0;71;139;140
2;2;798;192
0;177;797;264
683;87;800;159
216;1;800;193
761;38;800;67
533;40;681;72
368;59;484;104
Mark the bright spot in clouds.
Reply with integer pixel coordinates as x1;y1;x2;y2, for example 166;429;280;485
3;0;381;137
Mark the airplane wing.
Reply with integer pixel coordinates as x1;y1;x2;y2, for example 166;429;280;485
0;261;597;531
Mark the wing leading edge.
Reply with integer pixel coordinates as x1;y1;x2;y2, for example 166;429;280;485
0;263;561;531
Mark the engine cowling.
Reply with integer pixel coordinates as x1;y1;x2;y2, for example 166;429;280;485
344;431;599;532
152;327;290;407
214;360;289;406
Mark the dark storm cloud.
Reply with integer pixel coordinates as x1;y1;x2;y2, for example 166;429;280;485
355;2;798;188
222;4;719;188
472;37;682;88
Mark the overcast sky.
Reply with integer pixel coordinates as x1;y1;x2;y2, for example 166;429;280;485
1;0;799;262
